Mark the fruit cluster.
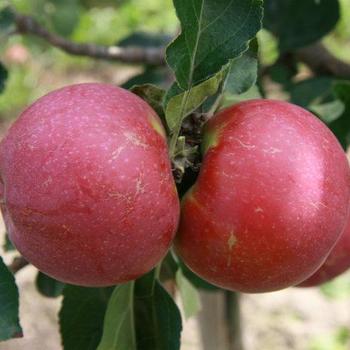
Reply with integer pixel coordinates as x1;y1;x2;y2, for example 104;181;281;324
1;83;349;293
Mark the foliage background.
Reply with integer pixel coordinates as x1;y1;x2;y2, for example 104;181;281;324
1;0;350;119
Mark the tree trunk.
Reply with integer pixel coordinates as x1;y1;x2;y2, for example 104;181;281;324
198;290;243;350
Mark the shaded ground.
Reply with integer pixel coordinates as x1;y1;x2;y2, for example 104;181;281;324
242;282;350;350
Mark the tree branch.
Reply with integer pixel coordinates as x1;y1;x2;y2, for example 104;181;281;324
14;13;166;66
296;42;350;79
15;12;350;79
8;256;29;274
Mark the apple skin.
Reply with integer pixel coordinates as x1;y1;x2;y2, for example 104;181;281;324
0;83;180;286
298;211;350;287
175;99;350;293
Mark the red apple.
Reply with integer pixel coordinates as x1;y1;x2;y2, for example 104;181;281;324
175;99;350;293
0;83;179;286
298;211;350;287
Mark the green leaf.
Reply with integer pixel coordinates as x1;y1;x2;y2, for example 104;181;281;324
59;286;113;350
328;81;350;149
122;67;170;89
45;0;81;37
3;233;15;252
134;270;182;350
160;251;179;282
97;282;136;350
0;62;8;95
264;0;340;51
218;38;261;109
269;60;297;87
290;77;334;108
35;272;65;298
130;84;166;121
166;0;263;90
118;31;171;48
179;261;219;291
225;39;259;95
220;84;262;110
0;256;22;341
175;269;201;320
96;270;182;350
310;100;345;124
291;79;350;149
118;31;171;92
165;69;226;133
0;6;15;32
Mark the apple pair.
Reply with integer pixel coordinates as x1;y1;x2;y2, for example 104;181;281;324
1;83;349;292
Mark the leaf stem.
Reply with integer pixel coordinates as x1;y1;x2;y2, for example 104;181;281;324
154;262;162;280
168;90;190;158
207;94;224;118
206;70;229;118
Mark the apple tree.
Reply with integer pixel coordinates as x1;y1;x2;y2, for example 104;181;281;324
1;0;350;349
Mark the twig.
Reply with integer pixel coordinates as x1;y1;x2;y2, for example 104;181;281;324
8;256;29;274
296;42;350;79
12;12;350;82
14;13;165;66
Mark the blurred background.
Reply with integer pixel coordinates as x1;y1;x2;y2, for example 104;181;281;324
1;0;350;349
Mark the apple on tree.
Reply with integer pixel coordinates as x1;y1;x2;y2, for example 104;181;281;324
298;209;350;287
175;99;350;293
0;83;180;286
